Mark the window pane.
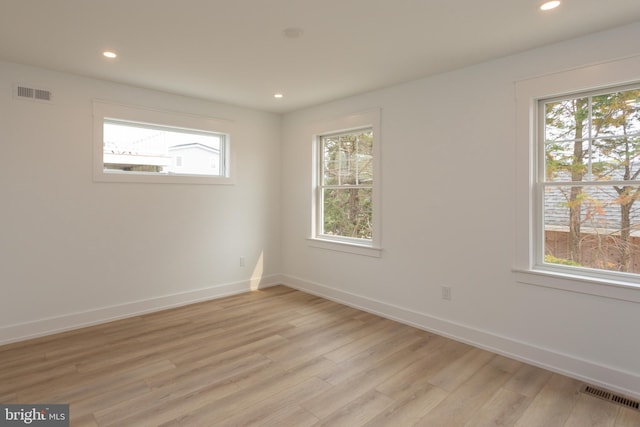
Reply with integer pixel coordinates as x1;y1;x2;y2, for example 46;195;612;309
544;184;640;273
591;135;640;181
322;135;341;185
103;120;224;176
544;140;588;182
356;130;373;184
544;97;590;142
322;188;372;240
322;130;374;186
592;89;640;138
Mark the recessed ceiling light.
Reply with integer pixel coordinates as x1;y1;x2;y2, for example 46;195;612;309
274;93;284;99
540;1;561;11
102;51;117;59
283;27;304;39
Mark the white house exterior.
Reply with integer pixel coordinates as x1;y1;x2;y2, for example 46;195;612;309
168;143;221;176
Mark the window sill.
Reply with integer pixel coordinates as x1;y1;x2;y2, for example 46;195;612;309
94;170;235;185
513;268;640;303
307;238;382;258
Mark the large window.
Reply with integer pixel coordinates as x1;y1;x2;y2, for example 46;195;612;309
93;101;233;185
515;54;640;302
310;109;381;256
541;86;640;275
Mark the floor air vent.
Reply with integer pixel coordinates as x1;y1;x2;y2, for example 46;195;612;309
581;385;640;411
14;83;53;103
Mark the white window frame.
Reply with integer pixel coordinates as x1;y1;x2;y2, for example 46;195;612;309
308;109;382;257
93;100;234;185
514;55;640;303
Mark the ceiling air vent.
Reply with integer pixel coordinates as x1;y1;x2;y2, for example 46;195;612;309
14;83;53;103
581;385;640;411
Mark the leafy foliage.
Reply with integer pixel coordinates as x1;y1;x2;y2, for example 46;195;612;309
544;254;581;267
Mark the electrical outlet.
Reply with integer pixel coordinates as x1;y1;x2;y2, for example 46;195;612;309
441;286;452;301
239;256;245;267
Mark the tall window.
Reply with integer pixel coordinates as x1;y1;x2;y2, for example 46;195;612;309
515;55;640;301
540;85;640;276
310;109;381;256
318;128;374;241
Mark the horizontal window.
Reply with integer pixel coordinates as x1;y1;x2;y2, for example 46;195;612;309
93;101;233;185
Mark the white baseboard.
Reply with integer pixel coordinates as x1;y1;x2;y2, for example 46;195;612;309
0;275;283;346
281;274;640;400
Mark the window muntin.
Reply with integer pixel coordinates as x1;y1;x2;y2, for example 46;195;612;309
540;85;640;276
318;129;374;241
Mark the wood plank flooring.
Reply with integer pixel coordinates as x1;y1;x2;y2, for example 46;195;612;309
0;286;637;426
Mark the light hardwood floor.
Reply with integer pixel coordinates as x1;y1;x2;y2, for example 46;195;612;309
1;286;638;426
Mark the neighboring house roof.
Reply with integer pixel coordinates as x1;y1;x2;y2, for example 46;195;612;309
168;143;219;153
545;167;640;232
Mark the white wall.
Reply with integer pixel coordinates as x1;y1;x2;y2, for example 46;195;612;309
0;61;282;342
280;23;640;398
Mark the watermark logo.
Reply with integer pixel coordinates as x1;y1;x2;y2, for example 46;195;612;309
1;405;68;426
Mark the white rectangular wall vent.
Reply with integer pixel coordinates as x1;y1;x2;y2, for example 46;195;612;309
14;83;53;103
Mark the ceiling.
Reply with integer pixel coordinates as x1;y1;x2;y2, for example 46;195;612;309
1;1;639;113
